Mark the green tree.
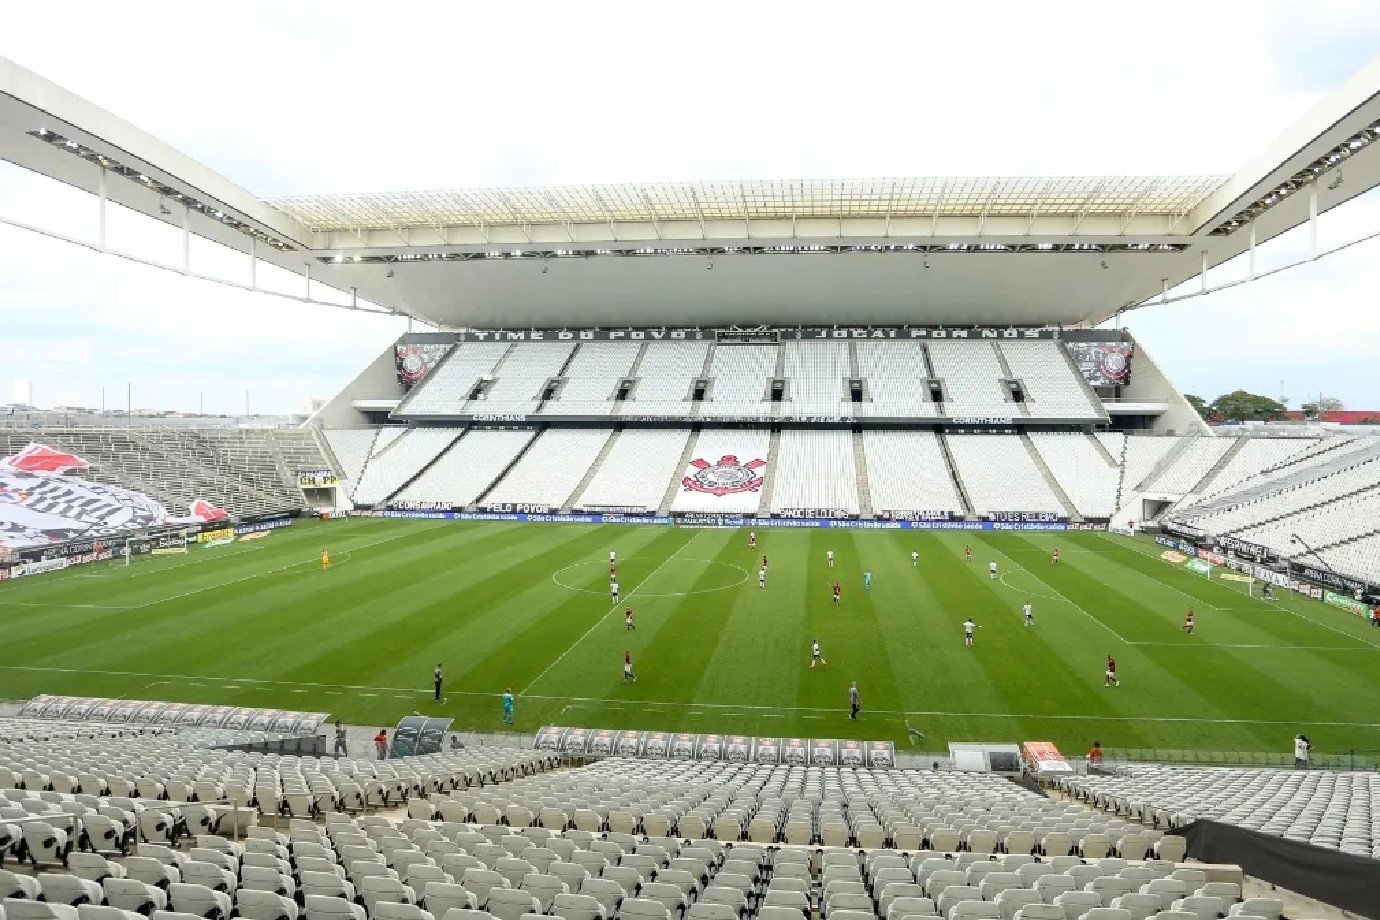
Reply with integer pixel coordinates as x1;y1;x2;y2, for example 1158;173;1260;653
1300;397;1344;418
1210;390;1288;422
1184;394;1210;419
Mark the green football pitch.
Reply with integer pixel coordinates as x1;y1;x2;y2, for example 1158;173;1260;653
3;518;1378;756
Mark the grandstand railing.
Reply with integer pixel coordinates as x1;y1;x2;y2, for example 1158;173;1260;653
1104;747;1380;771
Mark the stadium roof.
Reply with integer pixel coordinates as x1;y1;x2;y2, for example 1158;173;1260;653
2;53;1379;329
266;176;1227;234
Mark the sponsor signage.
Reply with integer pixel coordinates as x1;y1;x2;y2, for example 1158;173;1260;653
1324;591;1370;617
1296;564;1369;596
669;733;699;760
883;510;955;521
838;740;867;767
1021;740;1074;775
695;733;724;761
534;726;565;751
867;741;897;768
297;470;340;489
152;547;187;556
752;737;781;765
1219;573;1254;583
202;536;235;548
482;503;555;514
1184;559;1213;575
587;729;616;757
197;528;235;544
350;508;1082;530
1161;520;1206;540
1160;550;1188;564
1218;534;1269;562
233;518;293;535
448;326;1124;343
1196;548;1228;566
11;557;70;577
724;735;752;763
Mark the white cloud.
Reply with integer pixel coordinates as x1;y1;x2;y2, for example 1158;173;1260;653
1;1;1379;411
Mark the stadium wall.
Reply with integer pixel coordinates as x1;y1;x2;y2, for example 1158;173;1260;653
308;341;405;428
1116;334;1209;435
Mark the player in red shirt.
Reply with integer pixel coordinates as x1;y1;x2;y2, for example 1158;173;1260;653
1182;608;1195;635
1104;655;1120;687
964;545;972;563
609;564;616;579
761;554;768;571
624;608;634;631
831;582;841;606
1052;547;1060;564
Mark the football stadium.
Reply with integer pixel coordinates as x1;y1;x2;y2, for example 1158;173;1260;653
2;28;1380;920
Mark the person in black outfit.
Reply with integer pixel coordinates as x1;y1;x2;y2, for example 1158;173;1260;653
433;664;444;701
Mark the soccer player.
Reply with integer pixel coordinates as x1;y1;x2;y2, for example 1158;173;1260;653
1052;547;1060;564
748;531;756;550
433;664;444;701
502;688;516;725
1183;608;1195;635
831;581;841;606
863;570;873;591
761;554;768;571
826;549;835;568
964;618;977;647
1104;655;1120;687
848;681;861;720
625;608;635;630
609;550;616;564
964;545;972;563
321;550;330;571
810;640;827;669
989;560;998;580
910;550;919;567
1023;601;1034;627
610;580;620;604
623;651;636;682
758;566;767;589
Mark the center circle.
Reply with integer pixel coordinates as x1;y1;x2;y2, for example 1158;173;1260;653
552;557;749;597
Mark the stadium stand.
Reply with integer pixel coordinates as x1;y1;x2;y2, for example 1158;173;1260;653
768;430;860;516
860;431;964;519
671;428;771;515
391;431;536;509
703;347;776;420
1117;439;1180;495
853;342;939;418
483;430;613;511
1026;434;1119;519
946;436;1064;516
466;345;576;416
926;343;1013;418
352;430;464;507
1318;532;1380;583
781;342;851;419
625;342;711;418
573;429;691;513
544;345;640;417
1060;766;1379;859
325;430;385;493
397;343;511;417
997;342;1103;420
1137;439;1234;496
1188;438;1317;498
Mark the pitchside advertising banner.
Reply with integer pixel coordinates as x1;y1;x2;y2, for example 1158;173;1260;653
535;726;896;767
352;509;1095;531
1324;591;1371;617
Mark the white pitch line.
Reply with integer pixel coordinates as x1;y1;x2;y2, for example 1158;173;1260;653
1128;641;1369;651
4;662;1377;728
522;535;696;693
985;542;1131;644
1273;604;1380;651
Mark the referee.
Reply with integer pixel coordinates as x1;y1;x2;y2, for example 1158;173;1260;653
433;664;444;701
848;681;861;720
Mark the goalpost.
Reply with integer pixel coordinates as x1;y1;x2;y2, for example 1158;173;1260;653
124;527;192;566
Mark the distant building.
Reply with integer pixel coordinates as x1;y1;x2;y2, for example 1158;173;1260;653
11;378;33;408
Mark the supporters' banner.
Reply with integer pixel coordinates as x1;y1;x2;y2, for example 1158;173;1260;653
395;343;454;388
695;734;725;761
297;470;340;489
811;739;840;766
587;729;616;757
669;733;699;760
867;741;897;768
1324;591;1370;617
681;454;767;499
614;730;644;757
838;740;868;767
1296;564;1369;595
642;731;671;758
1067;341;1134;386
724;735;753;764
560;727;590;754
1218;534;1269;562
1022;741;1074;775
781;737;809;765
752;737;781;765
534;726;566;751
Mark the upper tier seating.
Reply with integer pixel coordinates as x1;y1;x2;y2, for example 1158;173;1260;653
399;344;510;416
1060;766;1379;860
853;342;939;418
768;430;859;516
544;345;640;417
573;430;690;513
946;436;1063;516
482;430;613;510
998;342;1102;419
861;430;963;518
670;429;771;514
927;344;1012;418
1318;532;1380;583
465;345;576;416
625;343;710;418
391;431;537;509
781;342;850;418
1026;434;1118;518
702;347;776;421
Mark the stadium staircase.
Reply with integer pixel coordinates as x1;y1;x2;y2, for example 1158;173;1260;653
561;427;623;513
1130;436;1195;493
469;427;542;510
658;426;702;514
935;432;976;519
624;340;651;381
539;343;583;412
1090;432;1120;468
852;429;875;518
1020;432;1080;520
989;343;1031;416
691;344;717;418
384;428;468;504
1111;436;1132;510
756;429;784;511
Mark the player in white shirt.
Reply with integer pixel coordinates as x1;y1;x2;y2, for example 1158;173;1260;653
609;550;616;564
748;531;756;550
964;618;978;647
988;560;998;580
810;640;828;669
758;566;767;588
610;580;620;603
910;550;919;567
1023;602;1034;626
826;550;835;568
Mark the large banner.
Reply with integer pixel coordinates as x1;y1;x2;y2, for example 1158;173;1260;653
1068;341;1134;386
536;726;900;768
351;508;1085;531
395;343;454;388
18;695;327;735
681;454;768;499
442;326;1125;343
0;443;227;551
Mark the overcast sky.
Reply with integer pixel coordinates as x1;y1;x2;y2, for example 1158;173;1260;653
2;1;1379;413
